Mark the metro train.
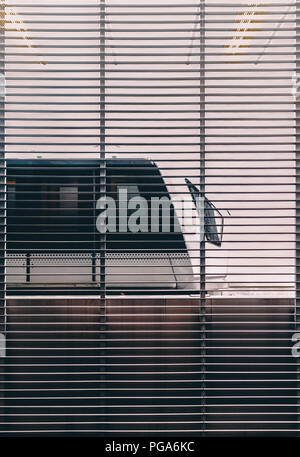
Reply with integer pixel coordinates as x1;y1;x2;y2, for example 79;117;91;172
5;158;222;293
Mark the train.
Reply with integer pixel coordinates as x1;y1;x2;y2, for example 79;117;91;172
5;158;222;293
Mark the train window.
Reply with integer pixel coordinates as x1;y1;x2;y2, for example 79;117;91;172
7;182;16;210
6;164;96;251
105;172;184;251
59;186;78;212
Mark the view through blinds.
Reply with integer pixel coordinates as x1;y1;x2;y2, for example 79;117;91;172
0;0;298;437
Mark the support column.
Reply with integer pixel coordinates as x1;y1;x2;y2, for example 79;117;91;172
98;0;107;435
0;1;5;434
199;0;206;437
99;1;106;299
296;0;300;436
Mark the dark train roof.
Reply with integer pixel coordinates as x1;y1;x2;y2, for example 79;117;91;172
7;158;156;168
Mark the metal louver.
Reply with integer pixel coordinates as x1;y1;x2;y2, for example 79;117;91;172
0;0;297;438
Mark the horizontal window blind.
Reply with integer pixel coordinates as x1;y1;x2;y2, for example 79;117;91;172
0;0;298;437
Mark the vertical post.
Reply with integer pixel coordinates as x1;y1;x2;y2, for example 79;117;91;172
99;7;106;291
199;0;206;436
99;0;107;433
296;0;300;435
99;0;106;300
0;0;5;433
